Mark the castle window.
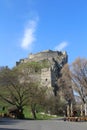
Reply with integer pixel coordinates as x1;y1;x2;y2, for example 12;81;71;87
45;78;48;81
35;69;38;72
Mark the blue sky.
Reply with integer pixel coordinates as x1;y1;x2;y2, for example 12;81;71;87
0;0;87;68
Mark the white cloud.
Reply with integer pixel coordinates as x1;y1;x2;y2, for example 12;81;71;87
54;41;68;51
21;17;38;50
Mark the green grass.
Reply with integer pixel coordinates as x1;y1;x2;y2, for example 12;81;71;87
23;106;33;119
36;113;55;120
23;106;59;120
0;103;60;120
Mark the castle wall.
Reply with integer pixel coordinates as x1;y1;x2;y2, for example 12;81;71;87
16;50;68;66
41;68;52;88
28;50;68;63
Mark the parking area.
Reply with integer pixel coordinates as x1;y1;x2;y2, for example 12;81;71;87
0;118;87;130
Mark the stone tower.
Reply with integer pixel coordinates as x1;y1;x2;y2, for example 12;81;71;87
41;68;52;88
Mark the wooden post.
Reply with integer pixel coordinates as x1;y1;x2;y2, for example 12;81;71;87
84;103;87;116
67;105;70;117
70;103;73;116
81;104;83;116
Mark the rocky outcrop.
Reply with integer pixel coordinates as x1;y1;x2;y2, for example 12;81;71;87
16;50;68;96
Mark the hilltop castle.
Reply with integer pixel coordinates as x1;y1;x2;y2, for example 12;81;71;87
16;50;68;96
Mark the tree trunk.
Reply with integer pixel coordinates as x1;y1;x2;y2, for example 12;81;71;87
31;104;37;119
17;107;24;119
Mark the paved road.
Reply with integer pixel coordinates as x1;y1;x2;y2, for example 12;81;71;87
0;118;87;130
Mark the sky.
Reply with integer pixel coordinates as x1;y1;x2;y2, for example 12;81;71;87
0;0;87;68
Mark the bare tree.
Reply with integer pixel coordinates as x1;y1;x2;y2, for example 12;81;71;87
70;58;87;104
58;64;74;102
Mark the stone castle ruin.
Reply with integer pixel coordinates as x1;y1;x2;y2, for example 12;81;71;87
16;50;68;96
